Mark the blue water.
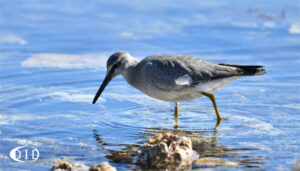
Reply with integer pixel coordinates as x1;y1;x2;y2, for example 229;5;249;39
0;0;300;170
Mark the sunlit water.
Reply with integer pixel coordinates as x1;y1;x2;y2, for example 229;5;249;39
0;0;300;170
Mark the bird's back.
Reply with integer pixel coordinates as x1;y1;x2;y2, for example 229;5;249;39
138;54;265;81
127;54;265;102
137;54;245;83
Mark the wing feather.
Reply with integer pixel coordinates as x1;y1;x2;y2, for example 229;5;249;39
137;54;241;91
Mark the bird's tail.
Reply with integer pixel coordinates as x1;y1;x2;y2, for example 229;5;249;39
219;63;267;76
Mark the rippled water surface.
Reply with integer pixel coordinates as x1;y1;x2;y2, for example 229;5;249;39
1;0;300;170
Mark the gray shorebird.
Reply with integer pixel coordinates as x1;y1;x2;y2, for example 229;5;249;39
93;51;266;126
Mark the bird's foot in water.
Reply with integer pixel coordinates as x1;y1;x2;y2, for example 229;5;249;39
174;118;179;129
219;117;228;120
214;117;228;129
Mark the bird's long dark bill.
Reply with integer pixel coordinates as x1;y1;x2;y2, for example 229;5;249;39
92;74;112;104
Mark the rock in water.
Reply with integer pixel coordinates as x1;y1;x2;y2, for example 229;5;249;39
51;160;89;171
138;132;199;169
51;160;116;171
89;162;117;171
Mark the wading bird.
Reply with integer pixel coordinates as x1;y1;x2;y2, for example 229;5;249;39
93;52;266;127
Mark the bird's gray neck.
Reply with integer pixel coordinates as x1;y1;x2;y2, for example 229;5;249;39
121;58;139;87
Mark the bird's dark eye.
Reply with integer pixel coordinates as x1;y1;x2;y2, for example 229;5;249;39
114;62;121;68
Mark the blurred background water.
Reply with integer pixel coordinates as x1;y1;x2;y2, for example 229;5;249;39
0;0;300;170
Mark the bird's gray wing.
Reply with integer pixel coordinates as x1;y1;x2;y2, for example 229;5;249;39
137;55;241;91
137;55;191;91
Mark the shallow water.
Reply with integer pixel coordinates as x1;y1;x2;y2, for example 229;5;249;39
0;0;300;170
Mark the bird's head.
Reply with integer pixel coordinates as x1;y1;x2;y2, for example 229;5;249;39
106;51;132;78
92;51;133;104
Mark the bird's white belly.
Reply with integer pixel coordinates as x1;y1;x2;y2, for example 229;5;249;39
196;76;240;94
141;87;203;102
137;77;240;102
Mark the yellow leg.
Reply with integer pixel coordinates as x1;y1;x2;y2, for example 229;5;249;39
174;102;179;118
202;92;227;124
